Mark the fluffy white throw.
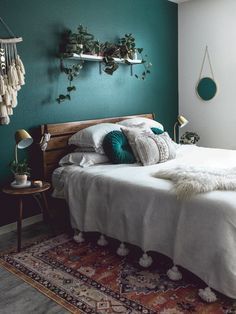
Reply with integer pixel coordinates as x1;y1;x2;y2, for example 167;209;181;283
154;166;236;200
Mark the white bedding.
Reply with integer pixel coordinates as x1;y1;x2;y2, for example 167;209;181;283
52;145;236;298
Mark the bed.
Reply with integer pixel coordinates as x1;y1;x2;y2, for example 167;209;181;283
40;114;236;300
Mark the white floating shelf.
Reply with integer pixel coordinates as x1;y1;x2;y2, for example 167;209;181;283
67;53;142;64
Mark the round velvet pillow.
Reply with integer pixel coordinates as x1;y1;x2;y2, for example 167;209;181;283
102;131;136;164
151;127;164;135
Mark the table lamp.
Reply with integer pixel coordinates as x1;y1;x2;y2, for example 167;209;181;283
174;115;188;143
15;129;33;163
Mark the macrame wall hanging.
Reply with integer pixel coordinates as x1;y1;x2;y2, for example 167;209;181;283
196;45;217;101
0;17;25;125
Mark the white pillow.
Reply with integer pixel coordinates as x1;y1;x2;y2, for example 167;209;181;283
68;123;121;154
135;134;169;166
118;117;164;131
59;152;109;167
121;126;153;161
158;132;177;159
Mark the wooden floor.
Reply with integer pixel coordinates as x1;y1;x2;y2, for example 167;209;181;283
0;222;70;314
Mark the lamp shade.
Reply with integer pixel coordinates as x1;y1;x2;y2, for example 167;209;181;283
177;115;188;128
15;129;33;149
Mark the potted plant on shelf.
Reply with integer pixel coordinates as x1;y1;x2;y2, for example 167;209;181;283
57;25;152;103
9;159;31;185
64;24;95;55
119;33;136;59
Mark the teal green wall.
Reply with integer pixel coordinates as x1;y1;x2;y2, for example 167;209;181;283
0;0;178;225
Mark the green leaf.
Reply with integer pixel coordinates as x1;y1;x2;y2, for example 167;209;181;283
67;86;76;92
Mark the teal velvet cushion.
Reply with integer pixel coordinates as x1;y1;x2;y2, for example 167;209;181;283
151;127;164;135
102;131;136;164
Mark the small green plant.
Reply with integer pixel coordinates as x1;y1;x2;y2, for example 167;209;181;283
65;25;95;55
180;132;200;144
119;33;136;59
9;159;31;176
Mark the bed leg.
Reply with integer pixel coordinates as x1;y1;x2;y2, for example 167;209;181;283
97;234;108;246
198;286;217;303
167;265;182;281
139;252;153;268
116;242;129;256
73;231;85;243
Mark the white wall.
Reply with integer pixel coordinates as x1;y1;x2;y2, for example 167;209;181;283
179;0;236;149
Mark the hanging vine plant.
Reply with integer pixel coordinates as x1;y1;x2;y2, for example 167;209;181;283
57;25;152;103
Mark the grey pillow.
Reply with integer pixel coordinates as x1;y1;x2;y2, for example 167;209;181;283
158;132;177;159
121;126;153;161
135;133;169;166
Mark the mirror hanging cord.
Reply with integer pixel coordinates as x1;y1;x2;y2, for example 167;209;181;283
0;17;25;125
198;45;215;81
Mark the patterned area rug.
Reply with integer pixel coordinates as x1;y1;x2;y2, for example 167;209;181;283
0;234;235;314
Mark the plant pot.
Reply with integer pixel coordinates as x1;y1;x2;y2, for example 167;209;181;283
15;174;27;185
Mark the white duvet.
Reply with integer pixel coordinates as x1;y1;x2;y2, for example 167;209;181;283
53;145;236;299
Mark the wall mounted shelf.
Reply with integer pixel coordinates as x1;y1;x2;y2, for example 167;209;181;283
66;53;142;64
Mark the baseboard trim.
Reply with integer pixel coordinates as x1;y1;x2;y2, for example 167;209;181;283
0;214;43;236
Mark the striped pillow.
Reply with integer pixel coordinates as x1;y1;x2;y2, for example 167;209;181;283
135;134;169;166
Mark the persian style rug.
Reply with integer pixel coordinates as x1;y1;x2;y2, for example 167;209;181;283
0;234;235;314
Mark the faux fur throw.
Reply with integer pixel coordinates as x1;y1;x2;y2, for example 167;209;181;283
154;166;236;200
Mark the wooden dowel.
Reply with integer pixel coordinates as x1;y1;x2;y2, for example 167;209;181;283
0;37;23;44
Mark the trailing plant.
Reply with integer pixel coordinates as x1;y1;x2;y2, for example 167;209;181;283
102;42;120;75
134;48;152;80
57;61;84;103
57;25;152;102
9;159;31;176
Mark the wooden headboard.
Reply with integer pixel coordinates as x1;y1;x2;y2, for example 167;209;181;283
40;113;155;180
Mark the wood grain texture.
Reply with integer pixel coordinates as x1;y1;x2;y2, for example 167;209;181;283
2;182;51;195
40;113;155;180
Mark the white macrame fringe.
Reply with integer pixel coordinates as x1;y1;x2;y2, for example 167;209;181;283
16;65;25;86
198;287;217;303
139;252;153;268
97;234;108;246
7;107;13;115
0;116;10;124
0;75;5;95
73;231;85;243
0;103;8;117
11;89;17;108
116;242;129;256
3;90;11;107
16;55;25;75
0;41;26;125
167;265;182;281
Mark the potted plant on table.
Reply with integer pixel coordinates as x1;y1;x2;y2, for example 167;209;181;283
9;159;31;185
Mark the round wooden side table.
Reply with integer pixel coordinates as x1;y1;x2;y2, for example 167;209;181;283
2;181;54;252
